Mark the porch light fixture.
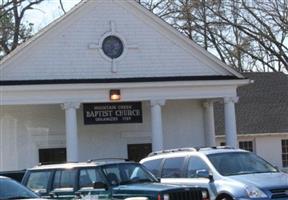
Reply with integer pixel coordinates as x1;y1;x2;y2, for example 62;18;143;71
110;89;121;101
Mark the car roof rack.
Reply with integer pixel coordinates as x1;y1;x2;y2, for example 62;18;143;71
148;147;198;157
37;161;78;166
147;146;235;157
198;146;235;151
87;158;129;163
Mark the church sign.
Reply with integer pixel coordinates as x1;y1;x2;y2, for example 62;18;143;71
83;102;142;124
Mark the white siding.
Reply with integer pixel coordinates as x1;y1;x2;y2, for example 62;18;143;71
256;136;283;168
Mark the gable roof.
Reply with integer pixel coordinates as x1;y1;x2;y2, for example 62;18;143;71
215;72;288;135
0;0;245;84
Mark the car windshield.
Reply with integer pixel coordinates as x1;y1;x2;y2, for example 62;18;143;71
0;177;38;199
207;152;278;176
101;163;158;185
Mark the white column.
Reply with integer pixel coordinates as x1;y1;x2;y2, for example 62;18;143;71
150;100;166;151
224;97;239;148
203;100;216;147
61;102;80;162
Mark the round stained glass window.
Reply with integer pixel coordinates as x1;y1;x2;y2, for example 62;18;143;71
102;35;124;59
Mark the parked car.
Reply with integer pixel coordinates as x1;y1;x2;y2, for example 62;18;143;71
0;176;43;199
22;159;209;200
140;146;288;200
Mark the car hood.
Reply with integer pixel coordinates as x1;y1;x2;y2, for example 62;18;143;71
114;182;191;192
229;172;288;189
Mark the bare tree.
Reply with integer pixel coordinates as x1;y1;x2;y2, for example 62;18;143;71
209;0;288;72
0;0;69;59
140;0;288;73
0;0;45;59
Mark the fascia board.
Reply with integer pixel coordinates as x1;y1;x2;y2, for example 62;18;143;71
0;79;250;92
216;132;288;138
0;80;247;105
0;86;237;105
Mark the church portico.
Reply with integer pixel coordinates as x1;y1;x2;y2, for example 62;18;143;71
0;87;241;170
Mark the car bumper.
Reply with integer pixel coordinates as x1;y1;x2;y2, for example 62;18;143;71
237;198;287;200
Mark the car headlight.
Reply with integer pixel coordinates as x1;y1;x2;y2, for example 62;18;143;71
163;194;169;200
245;186;268;198
201;190;209;200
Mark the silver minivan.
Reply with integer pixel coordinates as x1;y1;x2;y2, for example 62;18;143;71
140;147;288;200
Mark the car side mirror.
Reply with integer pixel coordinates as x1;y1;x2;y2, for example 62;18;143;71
49;191;58;199
35;189;46;196
196;169;214;182
93;181;108;190
274;166;280;172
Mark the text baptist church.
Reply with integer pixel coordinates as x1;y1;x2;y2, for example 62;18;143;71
84;103;142;124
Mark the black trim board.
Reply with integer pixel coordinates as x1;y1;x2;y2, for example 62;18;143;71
0;76;244;86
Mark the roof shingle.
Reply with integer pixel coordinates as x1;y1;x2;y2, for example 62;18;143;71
215;72;288;135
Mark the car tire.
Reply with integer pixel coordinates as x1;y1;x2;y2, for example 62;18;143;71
217;194;233;200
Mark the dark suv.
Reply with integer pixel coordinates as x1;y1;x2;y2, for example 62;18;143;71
22;160;209;200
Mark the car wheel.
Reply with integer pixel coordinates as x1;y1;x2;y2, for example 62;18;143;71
217;195;233;200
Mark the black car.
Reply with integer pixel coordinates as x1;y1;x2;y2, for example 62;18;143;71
0;176;43;200
22;160;209;200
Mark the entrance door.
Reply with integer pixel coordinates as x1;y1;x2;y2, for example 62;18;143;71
39;148;67;165
127;144;152;162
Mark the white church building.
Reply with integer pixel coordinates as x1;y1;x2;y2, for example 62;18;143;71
0;0;249;171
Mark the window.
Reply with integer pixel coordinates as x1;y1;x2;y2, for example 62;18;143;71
220;142;226;146
102;35;124;59
128;144;152;162
39;148;66;165
187;156;209;178
161;157;185;178
53;169;76;190
282;140;288;167
101;166;121;185
208;152;277;176
142;159;162;177
239;141;253;152
79;168;105;189
101;163;155;186
220;141;254;152
26;171;52;193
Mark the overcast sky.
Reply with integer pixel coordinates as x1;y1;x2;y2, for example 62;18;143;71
24;0;81;32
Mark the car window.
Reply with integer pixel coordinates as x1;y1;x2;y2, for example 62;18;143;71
187;156;209;178
53;169;76;189
79;168;106;189
101;165;121;186
26;171;52;193
161;157;185;178
102;163;157;185
208;152;278;176
142;159;162;177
